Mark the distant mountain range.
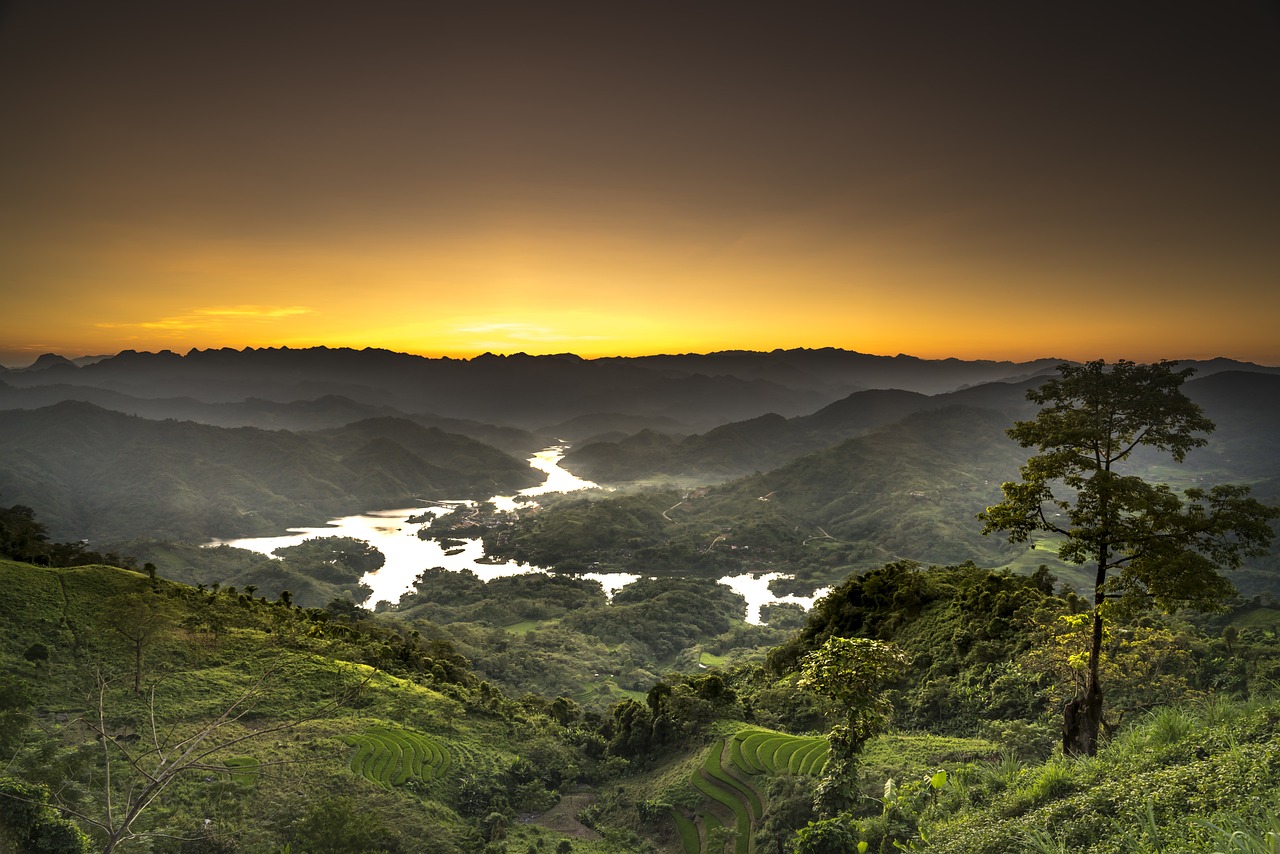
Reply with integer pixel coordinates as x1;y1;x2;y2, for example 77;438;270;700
4;347;1273;437
0;346;1090;432
1;348;1276;577
564;370;1280;486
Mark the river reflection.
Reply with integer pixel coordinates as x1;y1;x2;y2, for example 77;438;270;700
207;445;827;623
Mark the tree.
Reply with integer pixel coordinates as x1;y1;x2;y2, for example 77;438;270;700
98;593;180;693
0;504;51;563
24;643;50;667
797;636;910;814
0;776;91;853
0;675;36;757
287;794;400;853
980;359;1278;755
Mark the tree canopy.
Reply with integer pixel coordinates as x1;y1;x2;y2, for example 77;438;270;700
980;359;1278;754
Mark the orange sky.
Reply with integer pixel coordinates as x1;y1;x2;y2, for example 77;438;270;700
2;2;1278;368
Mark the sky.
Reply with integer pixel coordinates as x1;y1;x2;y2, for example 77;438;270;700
1;1;1278;368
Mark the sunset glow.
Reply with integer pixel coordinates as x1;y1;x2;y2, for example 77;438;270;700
2;2;1277;367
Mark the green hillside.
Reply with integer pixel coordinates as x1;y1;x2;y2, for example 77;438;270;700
488;387;1280;597
484;406;1050;588
5;553;1280;853
0;559;643;853
0;404;540;542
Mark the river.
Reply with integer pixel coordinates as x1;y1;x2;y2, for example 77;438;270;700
208;445;828;623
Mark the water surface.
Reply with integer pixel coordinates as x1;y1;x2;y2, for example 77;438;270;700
209;445;828;622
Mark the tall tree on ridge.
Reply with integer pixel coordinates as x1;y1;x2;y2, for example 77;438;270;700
980;359;1277;756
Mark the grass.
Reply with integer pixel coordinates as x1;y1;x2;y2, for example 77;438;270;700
1229;606;1280;629
223;757;260;784
0;560;606;852
704;740;763;819
690;771;748;854
922;696;1280;853
728;728;830;777
699;650;728;667
672;810;702;854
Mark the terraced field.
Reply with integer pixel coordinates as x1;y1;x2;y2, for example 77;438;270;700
673;728;828;853
730;729;828;777
343;726;452;789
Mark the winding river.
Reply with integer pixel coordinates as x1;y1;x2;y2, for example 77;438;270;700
209;445;827;623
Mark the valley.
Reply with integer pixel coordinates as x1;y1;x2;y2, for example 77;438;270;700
1;348;1279;853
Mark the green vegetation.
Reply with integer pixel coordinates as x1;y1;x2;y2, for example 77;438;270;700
479;406;1076;589
7;515;1280;852
981;359;1278;755
113;536;383;608
729;730;830;778
0;557;637;853
222;758;260;785
2;360;1278;852
922;695;1280;853
344;726;452;788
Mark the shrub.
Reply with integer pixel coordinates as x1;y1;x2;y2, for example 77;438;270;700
1146;706;1195;748
0;776;91;854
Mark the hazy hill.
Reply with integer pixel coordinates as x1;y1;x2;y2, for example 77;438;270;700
536;411;692;443
562;383;1036;484
494;405;1037;584
506;373;1280;594
682;404;1036;571
0;380;546;454
0;346;1104;431
621;348;1068;396
0;403;540;542
1183;371;1280;495
562;369;1279;490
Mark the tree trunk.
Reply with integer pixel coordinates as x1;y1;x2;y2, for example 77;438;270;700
1064;558;1107;756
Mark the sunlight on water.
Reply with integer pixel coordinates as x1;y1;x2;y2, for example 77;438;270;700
207;445;822;622
718;572;831;624
209;503;541;606
489;444;598;512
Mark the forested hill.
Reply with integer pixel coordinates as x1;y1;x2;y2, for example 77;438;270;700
562;382;1038;482
486;405;1037;586
0;403;540;542
562;370;1280;493
490;375;1280;595
4;552;1280;853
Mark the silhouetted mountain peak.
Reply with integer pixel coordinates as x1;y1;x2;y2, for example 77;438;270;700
23;353;77;371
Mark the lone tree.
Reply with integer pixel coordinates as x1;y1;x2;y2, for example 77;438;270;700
980;359;1277;756
798;636;910;814
98;593;180;693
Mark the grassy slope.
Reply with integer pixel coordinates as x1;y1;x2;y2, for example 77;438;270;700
6;558;1280;853
923;697;1280;853
0;560;636;853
